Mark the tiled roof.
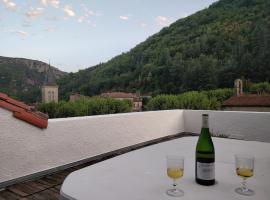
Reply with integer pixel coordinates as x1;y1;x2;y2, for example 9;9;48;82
101;92;138;99
222;95;270;107
0;92;48;128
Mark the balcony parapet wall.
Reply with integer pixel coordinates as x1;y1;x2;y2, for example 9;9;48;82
0;109;184;187
184;110;270;142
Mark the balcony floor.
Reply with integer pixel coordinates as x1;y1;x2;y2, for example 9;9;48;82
0;165;79;200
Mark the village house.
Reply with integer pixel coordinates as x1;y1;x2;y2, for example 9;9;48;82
100;92;142;112
222;79;270;112
69;93;84;102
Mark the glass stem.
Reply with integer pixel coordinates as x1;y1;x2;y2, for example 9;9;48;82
173;179;177;191
241;178;248;192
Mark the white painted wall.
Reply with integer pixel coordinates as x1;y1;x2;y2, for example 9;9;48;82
0;108;184;185
0;108;270;186
184;110;270;142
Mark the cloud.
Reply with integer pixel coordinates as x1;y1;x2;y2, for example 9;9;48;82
119;15;129;20
140;22;147;27
41;0;60;8
45;16;60;21
63;5;75;17
155;16;171;26
2;0;16;11
80;3;99;17
44;27;55;32
77;16;92;25
77;16;84;23
9;30;28;37
22;21;32;27
87;10;96;16
25;7;44;18
40;0;47;6
77;4;100;25
50;0;60;8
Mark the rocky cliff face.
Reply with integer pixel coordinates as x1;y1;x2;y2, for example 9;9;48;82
0;56;66;84
0;56;67;102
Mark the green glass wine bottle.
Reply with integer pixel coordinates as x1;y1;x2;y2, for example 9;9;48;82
195;114;215;185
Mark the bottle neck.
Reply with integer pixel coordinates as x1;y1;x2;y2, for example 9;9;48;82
202;115;209;128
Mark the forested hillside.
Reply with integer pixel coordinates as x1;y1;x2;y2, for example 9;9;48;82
58;0;270;99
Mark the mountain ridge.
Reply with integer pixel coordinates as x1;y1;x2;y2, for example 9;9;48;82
0;56;65;78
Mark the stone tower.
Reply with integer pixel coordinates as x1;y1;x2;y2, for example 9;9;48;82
41;85;58;103
41;61;59;103
234;79;243;96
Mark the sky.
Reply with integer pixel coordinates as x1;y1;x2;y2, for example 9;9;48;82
0;0;217;72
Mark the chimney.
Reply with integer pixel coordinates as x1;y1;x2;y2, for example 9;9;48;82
234;79;243;96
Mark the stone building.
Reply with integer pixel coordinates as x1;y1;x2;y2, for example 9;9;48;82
41;85;59;103
69;93;84;102
234;79;243;96
100;92;142;112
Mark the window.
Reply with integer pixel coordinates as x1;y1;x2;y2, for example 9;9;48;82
48;91;51;101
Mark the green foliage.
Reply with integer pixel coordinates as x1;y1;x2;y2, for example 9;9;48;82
146;88;234;110
177;91;212;110
58;0;270;98
202;88;234;102
37;97;132;118
146;95;179;110
249;82;270;94
38;102;59;118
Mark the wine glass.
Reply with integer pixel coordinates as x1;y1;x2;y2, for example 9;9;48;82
166;155;184;197
235;154;255;196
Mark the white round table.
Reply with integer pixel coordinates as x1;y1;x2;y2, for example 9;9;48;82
60;137;270;200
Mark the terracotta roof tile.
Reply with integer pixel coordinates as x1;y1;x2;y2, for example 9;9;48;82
222;95;270;107
0;92;48;129
101;92;138;99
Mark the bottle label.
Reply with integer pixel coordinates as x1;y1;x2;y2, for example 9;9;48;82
197;162;215;180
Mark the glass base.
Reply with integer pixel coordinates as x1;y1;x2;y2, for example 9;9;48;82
166;188;184;197
235;187;254;196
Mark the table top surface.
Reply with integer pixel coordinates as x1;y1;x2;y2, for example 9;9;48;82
60;137;270;200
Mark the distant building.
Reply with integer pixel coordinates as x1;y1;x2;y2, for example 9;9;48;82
222;79;270;112
222;95;270;112
42;85;58;103
70;93;84;102
100;92;142;112
41;62;59;103
234;79;243;96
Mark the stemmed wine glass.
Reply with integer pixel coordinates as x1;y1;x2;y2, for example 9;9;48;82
166;155;184;197
235;154;255;196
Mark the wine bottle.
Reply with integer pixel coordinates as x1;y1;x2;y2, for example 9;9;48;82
195;114;215;185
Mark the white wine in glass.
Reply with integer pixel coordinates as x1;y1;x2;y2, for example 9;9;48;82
235;154;255;196
166;155;184;197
